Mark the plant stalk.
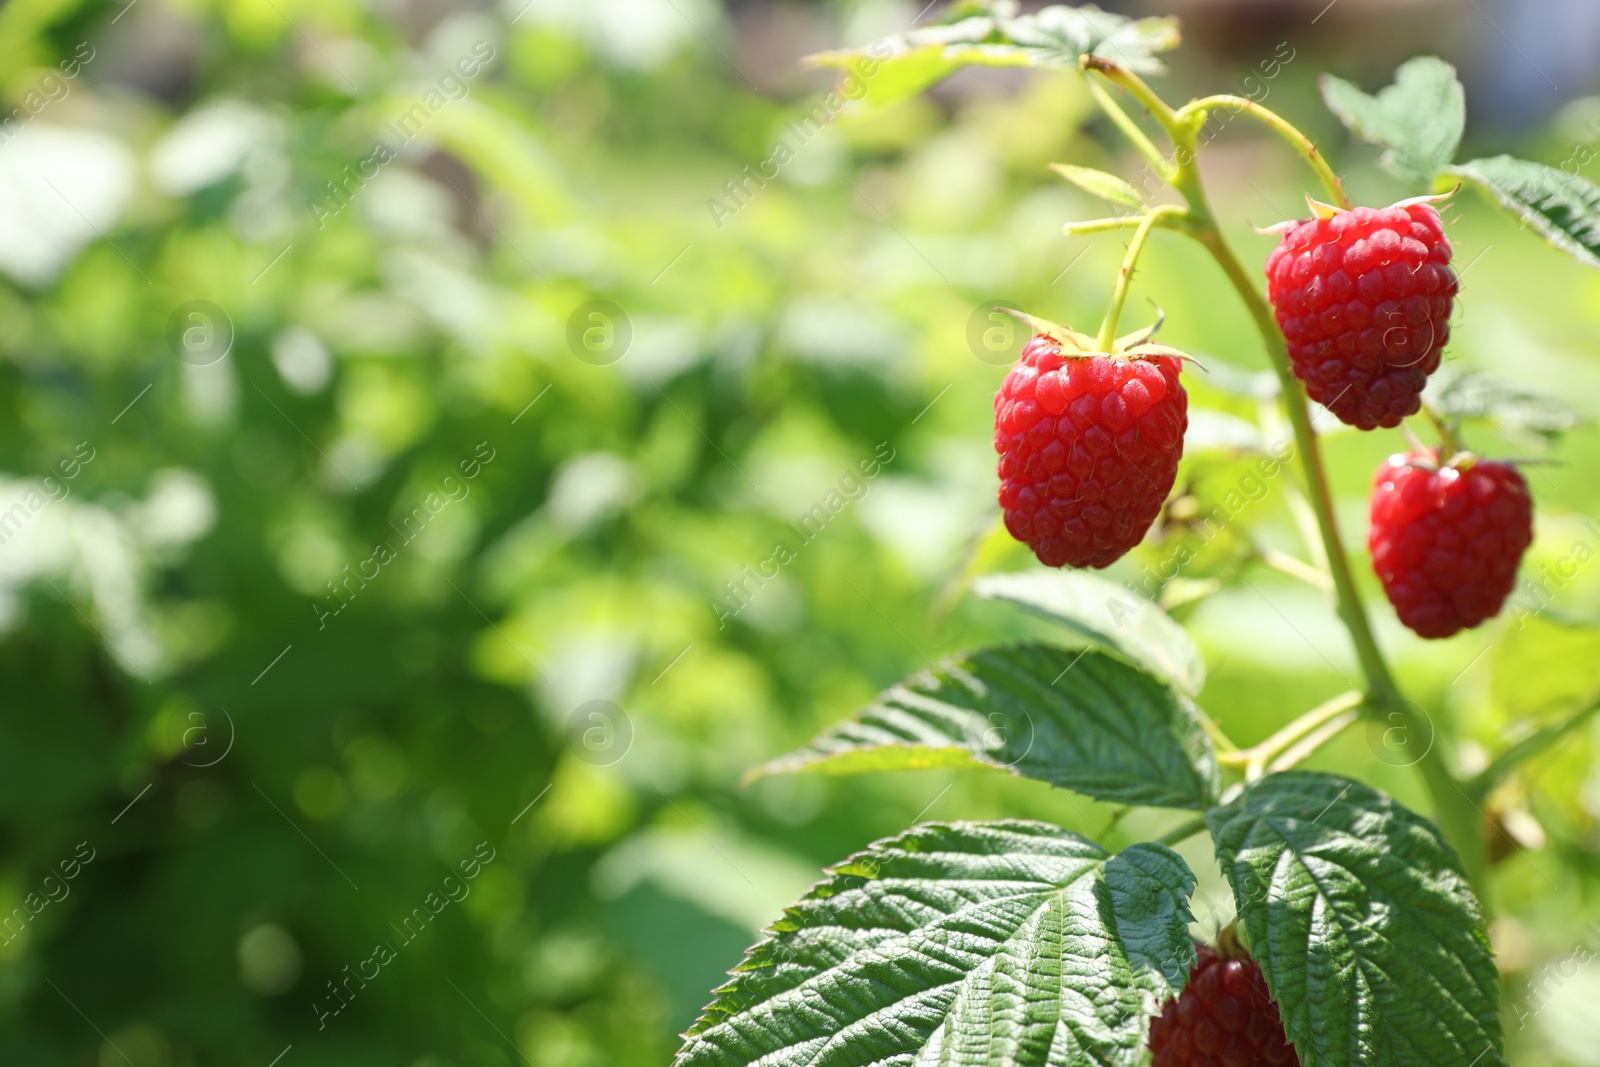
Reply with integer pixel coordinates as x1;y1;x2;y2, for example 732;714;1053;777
1080;58;1491;897
1189;212;1489;899
1243;690;1364;781
1469;697;1600;802
1154;816;1209;848
1083;77;1172;177
1268;709;1360;774
1095;205;1184;351
1175;96;1351;210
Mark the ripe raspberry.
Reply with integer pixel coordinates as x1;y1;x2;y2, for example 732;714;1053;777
1368;450;1534;639
1265;202;1457;429
1148;944;1299;1067
995;334;1186;569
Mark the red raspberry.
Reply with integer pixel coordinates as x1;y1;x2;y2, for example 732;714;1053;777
1148;945;1299;1067
1368;450;1534;639
995;335;1186;569
1264;202;1457;429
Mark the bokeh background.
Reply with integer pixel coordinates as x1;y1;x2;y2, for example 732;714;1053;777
2;0;1599;1062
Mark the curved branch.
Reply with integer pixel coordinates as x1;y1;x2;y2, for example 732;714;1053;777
1176;95;1351;209
1469;697;1600;802
1095;204;1186;351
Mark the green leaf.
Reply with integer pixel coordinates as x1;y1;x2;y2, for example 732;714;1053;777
1424;366;1584;443
974;569;1205;695
1448;154;1600;271
1049;163;1144;208
995;5;1179;72
806;3;1180;115
676;821;1198;1067
746;643;1220;809
1319;57;1464;184
1489;613;1600;722
1207;772;1503;1067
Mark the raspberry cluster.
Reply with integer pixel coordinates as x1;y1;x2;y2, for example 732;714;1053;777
1265;203;1457;430
995;335;1187;569
1148;944;1299;1067
1368;451;1534;639
994;198;1533;641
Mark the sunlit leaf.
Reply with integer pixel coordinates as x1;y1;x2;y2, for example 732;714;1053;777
747;643;1220;809
806;3;1180;116
974;569;1205;695
677;821;1197;1066
1320;57;1464;184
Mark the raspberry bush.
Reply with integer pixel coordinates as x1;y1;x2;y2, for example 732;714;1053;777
675;9;1600;1066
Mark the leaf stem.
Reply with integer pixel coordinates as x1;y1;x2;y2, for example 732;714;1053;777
1064;215;1160;236
1095;205;1185;351
1175;95;1351;210
1240;690;1363;781
1077;58;1489;898
1468;696;1600;802
1418;399;1466;460
1154;816;1209;848
1082;76;1172;177
1204;716;1241;754
1256;546;1334;592
1081;56;1185;142
1268;709;1360;774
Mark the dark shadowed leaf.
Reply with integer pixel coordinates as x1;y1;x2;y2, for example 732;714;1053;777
676;821;1197;1067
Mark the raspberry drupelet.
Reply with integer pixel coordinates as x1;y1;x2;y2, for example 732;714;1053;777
1265;202;1457;430
995;334;1187;569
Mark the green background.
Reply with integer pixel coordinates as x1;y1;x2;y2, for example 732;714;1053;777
1;0;1598;1062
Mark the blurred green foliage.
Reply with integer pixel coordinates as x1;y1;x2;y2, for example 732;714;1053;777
0;0;1598;1063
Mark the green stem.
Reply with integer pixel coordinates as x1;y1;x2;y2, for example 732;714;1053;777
1469;697;1600;803
1256;546;1334;593
1083;76;1172;177
1418;400;1466;460
1268;709;1361;774
1154;816;1209;848
1175;95;1351;210
1079;58;1489;897
1192;224;1393;694
1189;214;1488;898
1095;205;1184;351
1065;215;1157;236
1244;690;1364;781
1081;56;1185;142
